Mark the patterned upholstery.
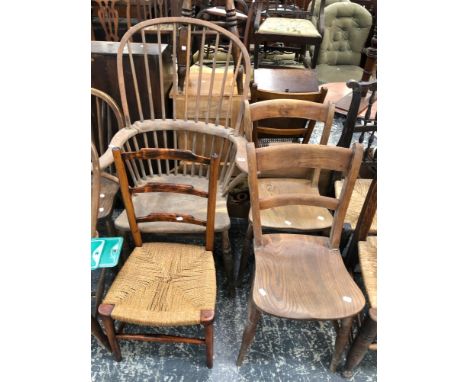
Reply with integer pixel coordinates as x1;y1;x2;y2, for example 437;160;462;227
258;17;321;37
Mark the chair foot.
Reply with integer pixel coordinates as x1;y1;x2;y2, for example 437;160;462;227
91;315;111;352
236;294;261;366
221;230;235;297
329;316;353;372
98;304;122;362
237;222;253;286
201;310;215;369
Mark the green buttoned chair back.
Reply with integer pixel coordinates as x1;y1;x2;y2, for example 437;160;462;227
316;2;372;84
308;0;350;27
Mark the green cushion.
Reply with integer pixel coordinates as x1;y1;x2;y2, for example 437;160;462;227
316;64;364;84
307;0;350;26
258;17;321;37
317;2;372;66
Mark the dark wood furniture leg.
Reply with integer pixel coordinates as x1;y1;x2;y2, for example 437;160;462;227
342;309;377;378
237;222;253;284
94;268;108;316
222;230;235;297
98;304;122;361
91;315;111;352
330;316;354;372
236;292;261;366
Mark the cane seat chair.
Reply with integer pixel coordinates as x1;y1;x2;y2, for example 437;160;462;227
252;0;326;69
100;17;251;293
236;142;366;371
98;147;220;368
237;98;335;283
315;2;373;84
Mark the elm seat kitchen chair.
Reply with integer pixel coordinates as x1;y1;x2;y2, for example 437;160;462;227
236;142;366;371
98;147;220;368
315;2;373;84
237;98;335;283
91;88;125;313
252;0;326;69
98;17;251;294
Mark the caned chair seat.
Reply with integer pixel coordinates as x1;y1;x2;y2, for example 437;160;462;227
253;233;365;320
358;236;376;309
97;176;120;220
115;174;230;234
102;242;216;326
335;178;377;234
249;178;333;231
258;17;321;37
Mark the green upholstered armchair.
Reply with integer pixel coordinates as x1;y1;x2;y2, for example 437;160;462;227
307;0;350;27
315;2;372;84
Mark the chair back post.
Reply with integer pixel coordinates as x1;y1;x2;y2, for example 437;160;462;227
91;144;101;238
205;153;221;251
246;142;263;247
329;143;363;249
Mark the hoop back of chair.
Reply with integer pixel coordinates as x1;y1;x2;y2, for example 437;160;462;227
247;142;363;249
113;147;220;250
117;17;252;133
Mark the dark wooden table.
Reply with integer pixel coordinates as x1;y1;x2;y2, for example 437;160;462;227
253;68;319;93
91;40;173;124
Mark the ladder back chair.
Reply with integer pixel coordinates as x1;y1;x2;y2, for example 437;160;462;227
249;84;328;147
236;142;366;372
343;174;377;378
99;119;248;294
333;80;376;240
99;147;220;368
237;98;335;283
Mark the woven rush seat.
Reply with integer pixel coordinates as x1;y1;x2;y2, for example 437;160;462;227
358;236;377;308
115;174;230;234
335;178;377;234
258;17;321;37
103;242;216;326
249;178;333;231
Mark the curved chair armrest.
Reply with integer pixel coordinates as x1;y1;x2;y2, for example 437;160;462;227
231;134;248;174
101;172;119;184
241;99;253;142
98;127;139;170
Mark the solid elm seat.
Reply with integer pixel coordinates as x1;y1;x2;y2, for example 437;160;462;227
335;178;377;234
102;242;216;326
253;234;365;320
258;17;321;37
97;176;121;219
358;236;377;308
115;174;230;234
249;178;333;231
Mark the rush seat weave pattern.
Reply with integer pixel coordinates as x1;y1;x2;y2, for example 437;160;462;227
103;242;216;326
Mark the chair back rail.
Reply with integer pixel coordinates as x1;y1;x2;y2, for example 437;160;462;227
96;0;120;42
247;142;363;248
91;143;101;238
117;17;251;133
113;147;220;250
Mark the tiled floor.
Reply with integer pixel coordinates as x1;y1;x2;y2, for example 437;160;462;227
91;218;376;382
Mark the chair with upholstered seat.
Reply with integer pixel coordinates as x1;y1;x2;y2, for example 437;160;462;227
98;147;220;368
315;2;373;84
252;0;326;69
236;142;366;372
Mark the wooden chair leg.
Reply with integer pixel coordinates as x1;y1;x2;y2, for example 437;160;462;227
236;292;261;366
221;230;235;297
104;216;117;236
201;310;215;369
98;304;122;362
91;315;111;352
237;222;253;285
342;311;377;378
94;268;108;316
330;316;354;372
254;42;259;69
